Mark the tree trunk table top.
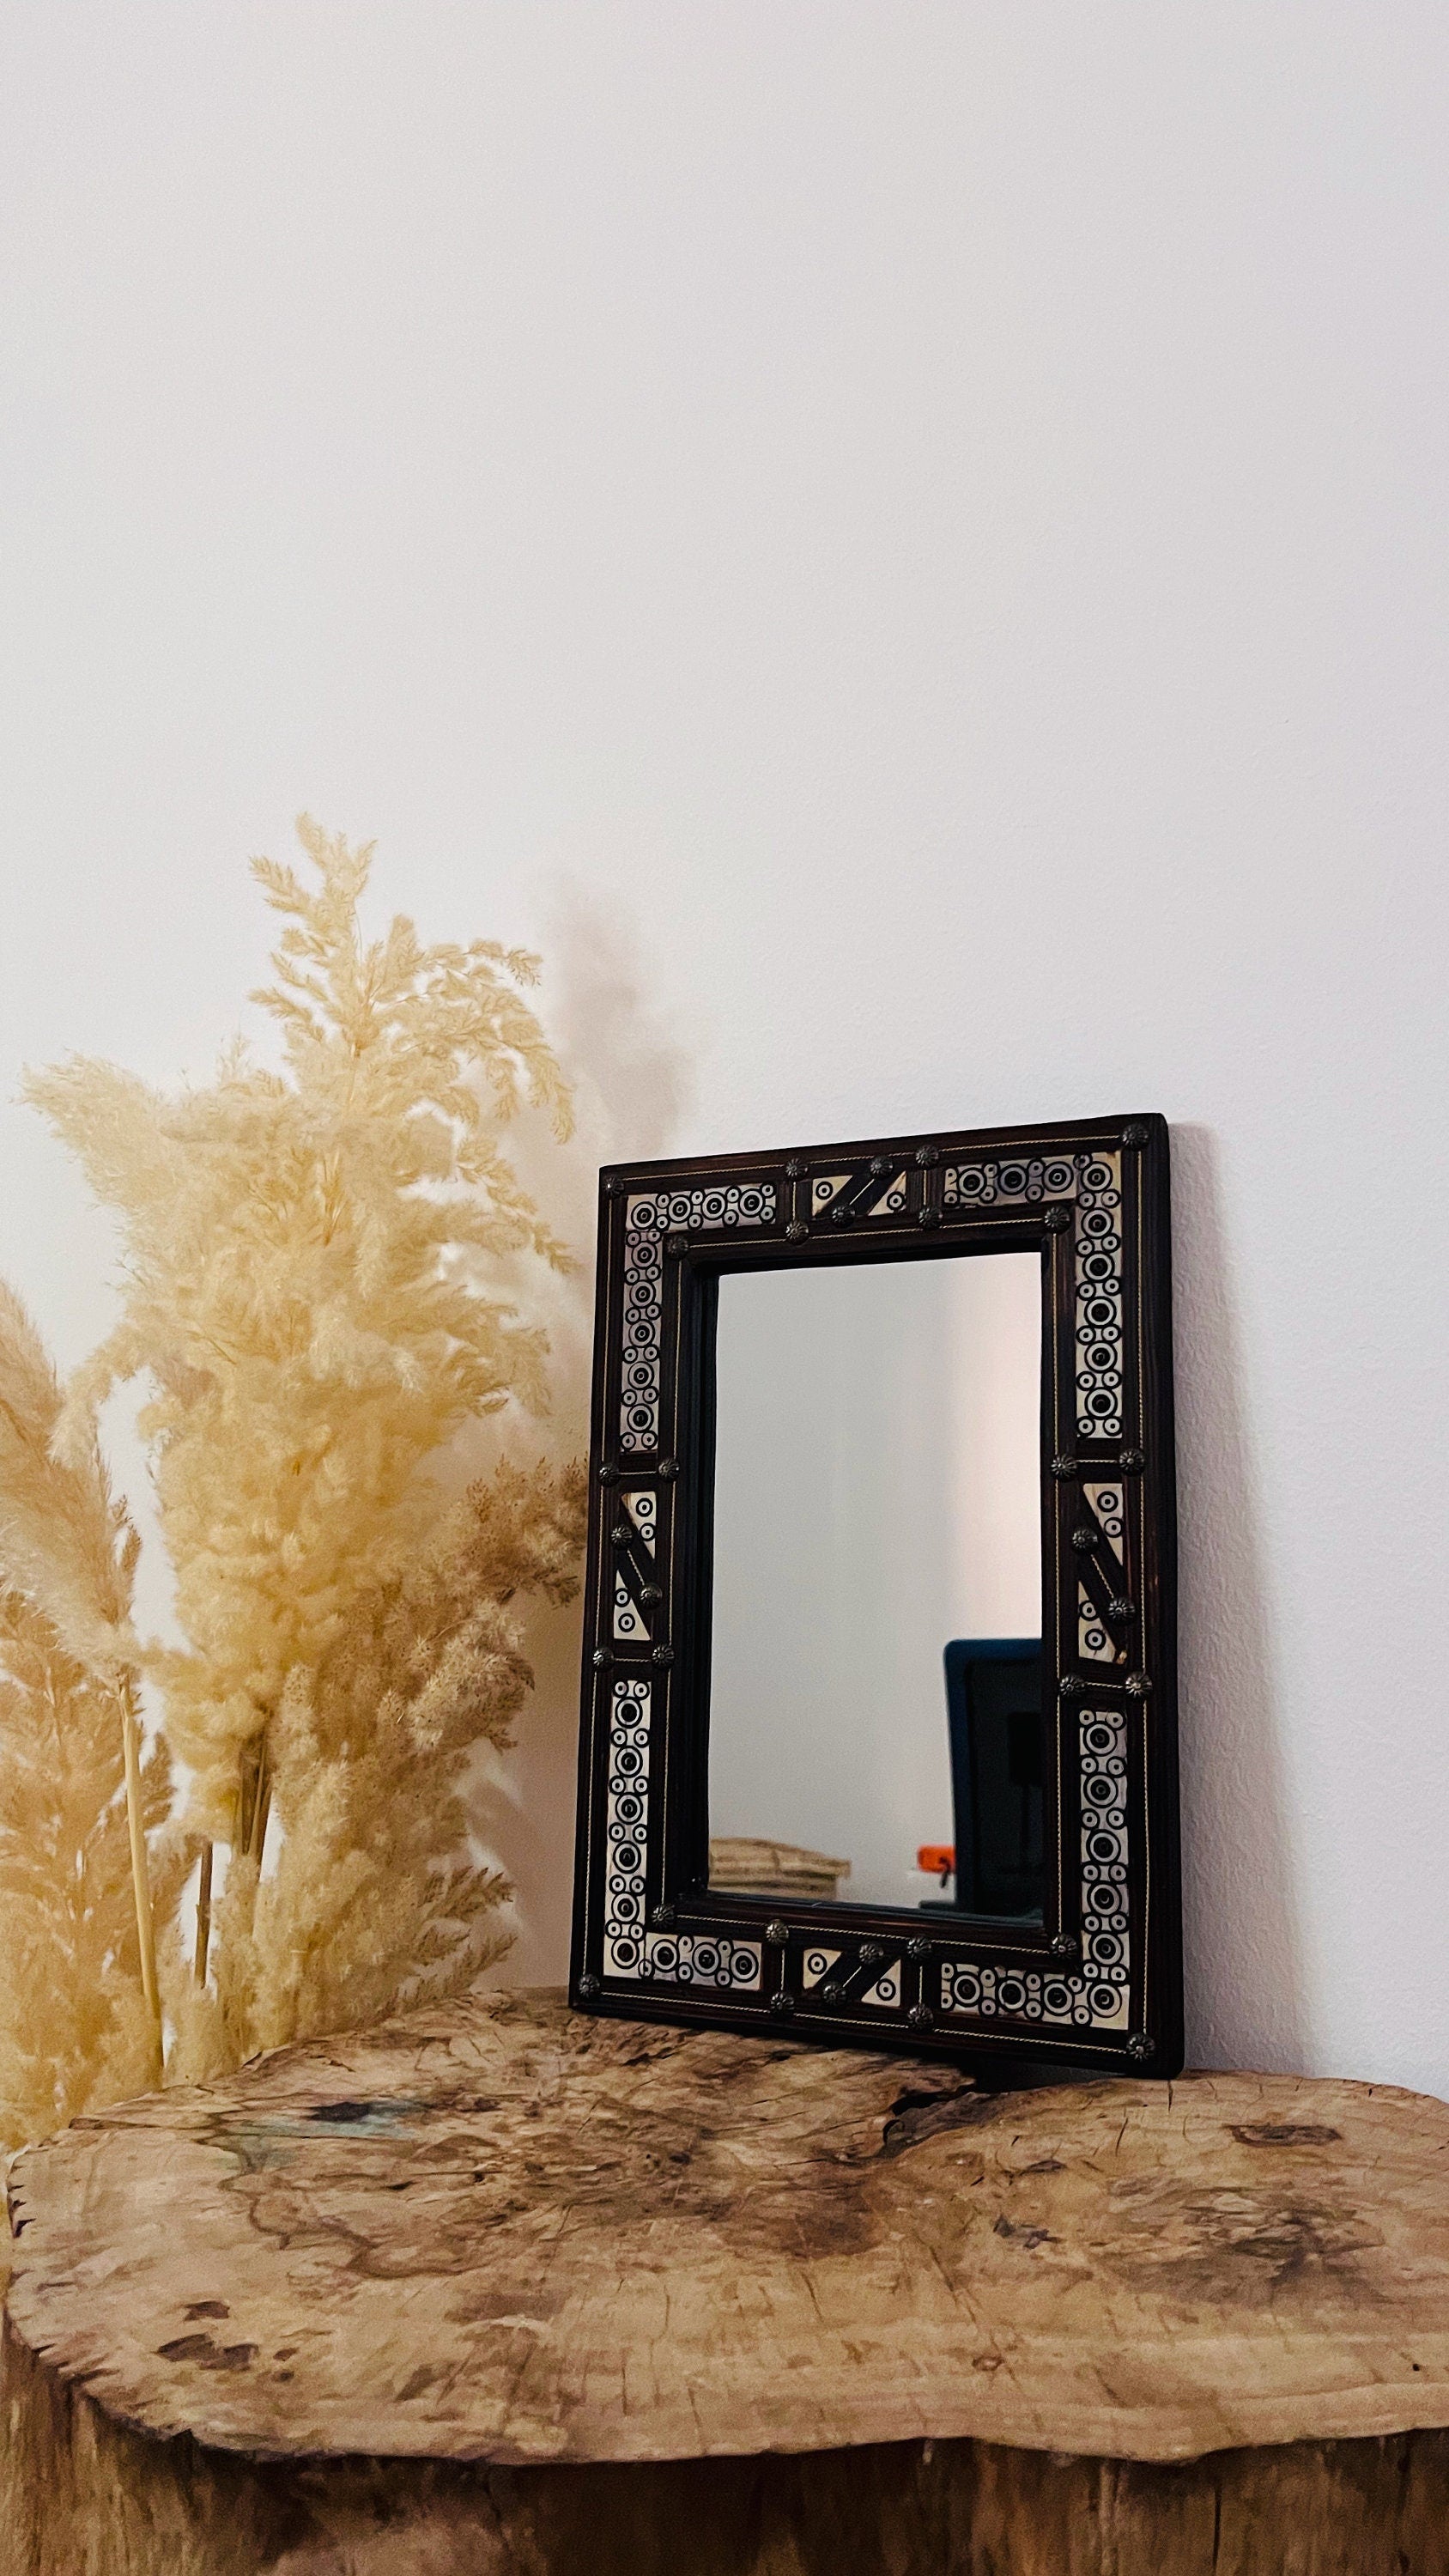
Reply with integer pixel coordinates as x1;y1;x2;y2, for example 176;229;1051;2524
6;1990;1449;2476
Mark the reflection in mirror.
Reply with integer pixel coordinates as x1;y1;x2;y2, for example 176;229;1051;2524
706;1249;1044;1918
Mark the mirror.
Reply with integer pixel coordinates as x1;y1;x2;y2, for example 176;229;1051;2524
706;1252;1044;1916
571;1115;1183;2079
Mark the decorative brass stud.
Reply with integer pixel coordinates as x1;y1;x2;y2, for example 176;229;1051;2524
577;1973;601;2000
914;1145;939;1167
908;2005;934;2032
640;1582;664;1606
906;1937;930;1961
1106;1596;1134;1621
785;1159;804;1180
651;1904;676;1929
1126;2031;1154;2062
652;1645;674;1668
1071;1526;1097;1552
858;1941;884;1965
610;1522;633;1546
1121;1123;1150;1148
917;1206;940;1229
1051;1455;1079;1480
659;1457;679;1481
591;1649;612;1670
870;1157;888;1175
830;1202;853;1225
1119;1449;1145;1474
771;1990;796;2018
820;1981;841;2004
597;1461;621;1485
665;1233;688;1259
1050;1933;1079;1960
785;1221;807;1241
1044;1205;1071;1233
765;1921;789;1947
1058;1675;1086;1698
1125;1670;1152;1698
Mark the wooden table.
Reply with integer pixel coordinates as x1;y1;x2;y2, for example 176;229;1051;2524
4;1990;1449;2573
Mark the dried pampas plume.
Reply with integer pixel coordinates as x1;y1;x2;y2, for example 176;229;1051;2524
0;1280;139;1676
0;1287;174;2133
190;1455;587;2075
0;1588;172;2154
1;820;585;2139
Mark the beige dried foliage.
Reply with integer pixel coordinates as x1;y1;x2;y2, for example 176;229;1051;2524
3;818;585;2104
0;1281;139;1677
171;1456;587;2078
25;818;575;1838
0;1589;185;2154
0;1289;185;2149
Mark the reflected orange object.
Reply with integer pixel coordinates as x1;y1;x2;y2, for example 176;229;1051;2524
917;1844;955;1880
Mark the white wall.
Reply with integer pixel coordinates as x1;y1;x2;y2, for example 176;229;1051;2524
2;5;1447;2091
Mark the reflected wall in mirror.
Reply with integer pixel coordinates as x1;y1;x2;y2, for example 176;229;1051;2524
706;1252;1044;1917
571;1115;1182;2078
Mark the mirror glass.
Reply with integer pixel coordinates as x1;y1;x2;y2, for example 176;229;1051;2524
706;1250;1044;1917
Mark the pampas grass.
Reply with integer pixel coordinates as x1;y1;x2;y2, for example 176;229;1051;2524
0;1587;165;2153
0;822;585;2144
175;1455;586;2077
0;1284;164;2073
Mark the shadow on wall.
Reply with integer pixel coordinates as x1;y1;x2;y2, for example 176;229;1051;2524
1171;1126;1307;2074
469;887;695;1987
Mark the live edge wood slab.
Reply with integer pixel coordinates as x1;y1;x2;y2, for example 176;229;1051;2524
4;1993;1449;2574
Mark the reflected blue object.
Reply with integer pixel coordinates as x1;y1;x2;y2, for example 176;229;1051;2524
927;1639;1044;1923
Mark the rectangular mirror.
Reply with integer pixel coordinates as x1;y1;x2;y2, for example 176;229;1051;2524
707;1253;1043;1917
571;1116;1181;2076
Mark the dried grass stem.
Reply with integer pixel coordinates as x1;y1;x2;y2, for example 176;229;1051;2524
118;1681;161;2060
194;1844;213;1985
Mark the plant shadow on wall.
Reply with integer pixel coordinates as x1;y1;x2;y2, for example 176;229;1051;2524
470;888;694;1985
1171;1127;1307;2073
0;822;670;2152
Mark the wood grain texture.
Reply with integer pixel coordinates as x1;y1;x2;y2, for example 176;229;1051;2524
7;1990;1449;2481
4;2319;1449;2576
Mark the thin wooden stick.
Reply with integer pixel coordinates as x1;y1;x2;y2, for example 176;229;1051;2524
234;1737;258;1857
118;1680;161;2063
245;1732;271;1868
194;1843;213;1984
231;1731;271;1910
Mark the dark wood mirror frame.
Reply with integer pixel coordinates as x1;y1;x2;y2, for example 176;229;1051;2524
569;1113;1182;2076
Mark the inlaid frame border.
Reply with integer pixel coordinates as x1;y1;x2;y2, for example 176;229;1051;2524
569;1113;1181;2076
